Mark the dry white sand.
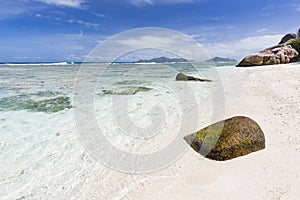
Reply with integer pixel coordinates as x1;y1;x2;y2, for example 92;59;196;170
124;63;300;200
1;63;300;199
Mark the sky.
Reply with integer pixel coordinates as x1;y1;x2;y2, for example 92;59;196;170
1;0;300;62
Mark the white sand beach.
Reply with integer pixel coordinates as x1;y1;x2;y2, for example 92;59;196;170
1;63;300;199
124;63;300;200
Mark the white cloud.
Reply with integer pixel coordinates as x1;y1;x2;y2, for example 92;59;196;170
91;12;106;18
209;17;221;21
0;0;84;19
130;0;153;6
203;34;283;60
0;32;101;62
33;12;100;29
116;35;176;48
0;1;36;19
257;28;268;33
67;19;100;29
86;29;212;63
36;0;85;8
189;34;207;42
130;0;203;6
35;13;42;18
116;49;177;62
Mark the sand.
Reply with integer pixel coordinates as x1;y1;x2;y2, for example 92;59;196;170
1;63;300;199
124;63;300;199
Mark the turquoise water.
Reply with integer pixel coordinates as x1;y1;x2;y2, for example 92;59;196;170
0;62;236;113
0;62;236;199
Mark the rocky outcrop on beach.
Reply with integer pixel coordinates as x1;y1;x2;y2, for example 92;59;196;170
237;29;300;67
175;73;212;82
184;116;265;161
237;44;299;67
278;33;297;44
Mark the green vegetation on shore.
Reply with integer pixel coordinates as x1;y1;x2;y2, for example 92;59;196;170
288;39;300;53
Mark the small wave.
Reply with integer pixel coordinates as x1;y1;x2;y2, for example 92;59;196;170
0;62;70;66
134;62;157;65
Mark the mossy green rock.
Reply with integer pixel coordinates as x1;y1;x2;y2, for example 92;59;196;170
0;95;72;113
184;116;265;161
287;38;300;53
26;96;72;113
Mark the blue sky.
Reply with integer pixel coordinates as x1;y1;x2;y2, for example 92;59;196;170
1;0;300;62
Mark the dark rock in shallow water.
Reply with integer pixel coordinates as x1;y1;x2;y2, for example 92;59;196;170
279;33;297;44
184;116;265;161
30;97;72;113
0;93;72;113
175;73;212;82
237;44;299;67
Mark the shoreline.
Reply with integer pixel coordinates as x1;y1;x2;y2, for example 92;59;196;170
0;63;299;199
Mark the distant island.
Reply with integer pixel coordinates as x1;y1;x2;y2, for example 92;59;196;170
206;57;237;63
136;57;189;63
136;56;237;63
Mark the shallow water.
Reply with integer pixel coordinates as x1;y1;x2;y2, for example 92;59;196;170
0;62;224;112
0;62;234;199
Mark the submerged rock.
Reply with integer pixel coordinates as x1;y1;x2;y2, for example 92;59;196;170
184;116;265;161
102;86;152;95
0;93;72;113
237;44;299;67
28;97;72;113
175;73;212;82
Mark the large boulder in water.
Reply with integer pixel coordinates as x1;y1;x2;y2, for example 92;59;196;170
237;44;299;67
175;73;211;82
184;116;265;161
279;33;297;44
